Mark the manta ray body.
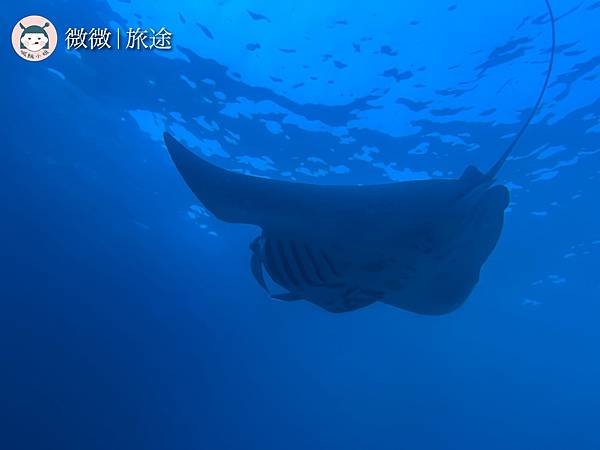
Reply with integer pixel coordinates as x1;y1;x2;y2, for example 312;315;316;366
163;1;555;314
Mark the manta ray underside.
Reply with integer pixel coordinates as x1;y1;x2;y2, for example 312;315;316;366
165;132;509;314
161;0;555;314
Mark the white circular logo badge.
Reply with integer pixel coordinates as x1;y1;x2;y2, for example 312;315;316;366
12;15;58;62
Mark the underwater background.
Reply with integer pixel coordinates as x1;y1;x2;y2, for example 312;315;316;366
2;0;599;449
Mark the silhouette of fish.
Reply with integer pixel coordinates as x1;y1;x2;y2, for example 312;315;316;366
163;1;556;314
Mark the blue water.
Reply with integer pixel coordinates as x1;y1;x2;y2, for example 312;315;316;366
2;0;599;449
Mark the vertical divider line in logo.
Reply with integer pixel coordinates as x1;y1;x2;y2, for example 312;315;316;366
117;28;120;50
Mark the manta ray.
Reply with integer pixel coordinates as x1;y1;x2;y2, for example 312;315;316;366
163;1;556;314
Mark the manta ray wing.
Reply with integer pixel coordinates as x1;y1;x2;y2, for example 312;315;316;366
164;132;473;239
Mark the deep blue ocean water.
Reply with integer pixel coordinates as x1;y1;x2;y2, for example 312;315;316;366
2;0;599;449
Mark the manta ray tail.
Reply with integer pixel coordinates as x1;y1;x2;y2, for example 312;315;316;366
485;0;556;180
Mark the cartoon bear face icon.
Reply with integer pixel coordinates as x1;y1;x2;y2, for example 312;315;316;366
20;22;50;52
